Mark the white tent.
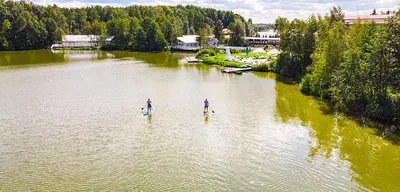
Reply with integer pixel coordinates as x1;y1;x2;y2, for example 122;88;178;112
253;48;266;53
225;48;231;60
268;49;280;56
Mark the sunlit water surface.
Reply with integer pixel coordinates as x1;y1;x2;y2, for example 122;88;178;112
0;50;399;191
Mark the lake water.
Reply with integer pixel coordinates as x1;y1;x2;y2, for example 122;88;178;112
0;50;399;191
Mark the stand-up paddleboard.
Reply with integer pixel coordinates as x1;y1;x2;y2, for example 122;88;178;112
142;107;154;116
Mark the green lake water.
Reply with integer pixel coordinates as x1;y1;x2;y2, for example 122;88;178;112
0;50;399;191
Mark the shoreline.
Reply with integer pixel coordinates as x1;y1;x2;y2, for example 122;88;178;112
197;52;399;135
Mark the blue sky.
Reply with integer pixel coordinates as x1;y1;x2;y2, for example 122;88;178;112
32;0;399;23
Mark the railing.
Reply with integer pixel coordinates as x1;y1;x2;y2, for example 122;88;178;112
51;42;100;49
216;46;248;50
171;45;201;51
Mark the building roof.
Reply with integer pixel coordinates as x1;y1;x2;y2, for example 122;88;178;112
62;35;115;42
245;37;280;40
178;35;198;44
344;15;393;24
177;35;217;44
257;29;278;37
106;36;115;41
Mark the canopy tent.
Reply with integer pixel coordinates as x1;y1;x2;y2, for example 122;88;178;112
268;49;280;56
253;48;266;53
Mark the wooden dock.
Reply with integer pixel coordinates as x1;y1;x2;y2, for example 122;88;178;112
220;67;253;73
185;57;202;63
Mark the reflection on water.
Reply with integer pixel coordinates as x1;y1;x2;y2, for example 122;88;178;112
204;115;209;124
53;50;114;61
274;76;400;191
0;50;67;67
0;50;400;191
107;51;193;68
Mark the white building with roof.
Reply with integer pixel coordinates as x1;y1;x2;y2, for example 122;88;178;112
172;35;219;51
257;29;279;38
51;35;115;49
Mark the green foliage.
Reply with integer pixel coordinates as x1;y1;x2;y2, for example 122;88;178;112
146;21;167;51
253;63;271;72
199;52;244;67
228;20;245;46
214;20;224;41
201;56;244;67
255;23;274;32
196;27;212;48
0;1;252;51
106;18;130;50
274;16;318;78
298;7;400;121
195;47;221;58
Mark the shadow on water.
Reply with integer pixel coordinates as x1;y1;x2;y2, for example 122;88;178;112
0;50;67;68
57;50;114;61
272;72;400;145
275;74;300;85
109;51;193;68
0;50;194;69
251;71;276;79
272;73;400;191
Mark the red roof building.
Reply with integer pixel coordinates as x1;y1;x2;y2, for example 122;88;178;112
344;15;393;25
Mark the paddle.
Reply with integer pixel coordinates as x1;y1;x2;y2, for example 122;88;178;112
209;106;215;113
141;105;146;110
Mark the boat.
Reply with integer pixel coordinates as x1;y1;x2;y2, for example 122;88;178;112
220;67;252;73
185;57;202;63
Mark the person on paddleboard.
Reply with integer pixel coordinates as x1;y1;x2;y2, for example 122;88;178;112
204;98;209;113
146;98;152;114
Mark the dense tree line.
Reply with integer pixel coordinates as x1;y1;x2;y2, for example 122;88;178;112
0;0;254;51
254;23;274;32
275;7;400;122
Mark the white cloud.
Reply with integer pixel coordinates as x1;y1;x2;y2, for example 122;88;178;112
25;0;400;23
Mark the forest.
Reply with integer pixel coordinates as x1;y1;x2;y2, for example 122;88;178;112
274;7;400;122
0;0;254;51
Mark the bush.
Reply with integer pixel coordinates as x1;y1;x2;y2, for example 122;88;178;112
300;74;331;98
269;60;277;72
201;56;244;67
230;49;243;54
253;63;270;72
300;75;312;94
275;53;303;78
195;48;220;58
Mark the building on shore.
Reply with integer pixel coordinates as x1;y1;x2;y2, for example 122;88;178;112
257;29;279;38
245;37;280;46
51;35;115;49
344;15;393;25
244;30;280;46
172;35;219;51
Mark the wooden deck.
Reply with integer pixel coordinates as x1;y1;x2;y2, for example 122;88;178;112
220;67;253;73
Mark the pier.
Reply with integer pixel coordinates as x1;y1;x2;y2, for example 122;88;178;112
185;57;203;63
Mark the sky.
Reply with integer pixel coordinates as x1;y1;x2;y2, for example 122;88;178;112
30;0;400;23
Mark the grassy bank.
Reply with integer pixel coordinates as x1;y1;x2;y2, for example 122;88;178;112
201;54;245;68
196;48;276;71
